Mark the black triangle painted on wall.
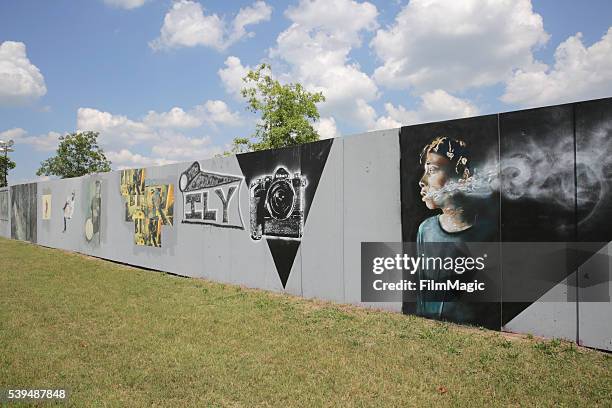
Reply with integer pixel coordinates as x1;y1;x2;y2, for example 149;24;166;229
300;139;334;223
267;239;300;288
236;139;334;287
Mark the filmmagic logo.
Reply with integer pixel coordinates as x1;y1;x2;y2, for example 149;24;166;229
372;279;485;293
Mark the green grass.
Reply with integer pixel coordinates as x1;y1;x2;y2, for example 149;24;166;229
0;237;610;407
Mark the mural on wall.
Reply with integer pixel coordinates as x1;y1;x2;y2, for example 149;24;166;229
84;180;102;244
62;192;76;233
249;166;306;241
120;168;145;222
10;183;37;242
237;139;334;287
0;189;8;221
400;115;501;329
576;98;612;242
498;104;577;325
178;161;244;229
120;168;174;247
401;99;612;330
42;194;52;220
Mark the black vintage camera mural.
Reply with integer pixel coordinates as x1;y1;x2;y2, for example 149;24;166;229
237;139;334;287
249;166;307;241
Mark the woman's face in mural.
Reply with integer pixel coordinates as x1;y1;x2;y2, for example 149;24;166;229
419;152;452;210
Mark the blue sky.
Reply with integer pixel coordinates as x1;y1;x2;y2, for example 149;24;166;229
1;0;611;183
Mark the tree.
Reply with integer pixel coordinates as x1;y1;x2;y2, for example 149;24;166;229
37;131;112;178
227;63;325;154
0;155;16;187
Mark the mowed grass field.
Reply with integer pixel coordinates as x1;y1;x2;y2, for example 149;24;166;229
0;238;610;407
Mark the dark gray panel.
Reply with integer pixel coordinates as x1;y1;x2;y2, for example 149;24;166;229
500;104;577;340
576;97;612;350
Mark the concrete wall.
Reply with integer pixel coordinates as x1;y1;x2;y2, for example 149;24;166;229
0;187;9;238
3;98;611;352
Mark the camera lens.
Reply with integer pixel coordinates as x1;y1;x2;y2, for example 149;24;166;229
266;179;295;220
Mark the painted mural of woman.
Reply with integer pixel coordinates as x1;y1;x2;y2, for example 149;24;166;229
416;136;499;328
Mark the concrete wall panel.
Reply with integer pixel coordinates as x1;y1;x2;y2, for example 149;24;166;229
0;187;9;238
301;140;344;302
343;129;402;312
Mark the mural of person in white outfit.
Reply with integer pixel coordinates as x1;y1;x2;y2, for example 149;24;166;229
63;192;75;232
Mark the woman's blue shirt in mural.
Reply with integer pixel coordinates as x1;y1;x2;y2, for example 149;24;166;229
415;215;498;326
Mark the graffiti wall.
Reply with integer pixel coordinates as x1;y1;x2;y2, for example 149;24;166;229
120;168;174;247
10;183;37;242
2;97;610;351
400;114;501;329
0;188;9;238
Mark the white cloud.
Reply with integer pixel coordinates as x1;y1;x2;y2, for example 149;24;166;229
195;100;241;125
77;107;156;145
374;90;479;129
314;117;340;139
106;149;177;170
151;133;223;160
269;0;380;128
77;100;240;147
107;133;224;169
143;107;202;129
1;127;61;151
103;0;147;10
0;41;47;106
218;56;251;99
229;1;273;44
150;0;271;51
371;0;549;93
0;127;27;140
502;27;612;106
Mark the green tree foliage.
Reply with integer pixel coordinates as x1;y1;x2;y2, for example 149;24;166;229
228;64;325;154
37;131;112;179
0;155;16;187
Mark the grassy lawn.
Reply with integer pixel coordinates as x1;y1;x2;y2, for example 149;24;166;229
0;237;610;407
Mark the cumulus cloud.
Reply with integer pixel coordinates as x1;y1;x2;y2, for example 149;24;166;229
269;0;380;128
218;56;251;99
195;100;241;125
0;41;47;106
107;134;223;169
150;0;272;51
373;90;480;129
106;149;177;170
371;0;548;93
502;27;612;106
151;133;223;160
0;127;61;151
314;117;340;139
103;0;147;10
228;1;274;45
77;107;156;145
143;107;202;129
77;100;240;146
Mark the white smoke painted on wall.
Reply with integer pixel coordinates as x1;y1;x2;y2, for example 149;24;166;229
423;120;612;226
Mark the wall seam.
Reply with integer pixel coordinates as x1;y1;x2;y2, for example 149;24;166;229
342;137;346;303
497;113;503;331
573;103;580;345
